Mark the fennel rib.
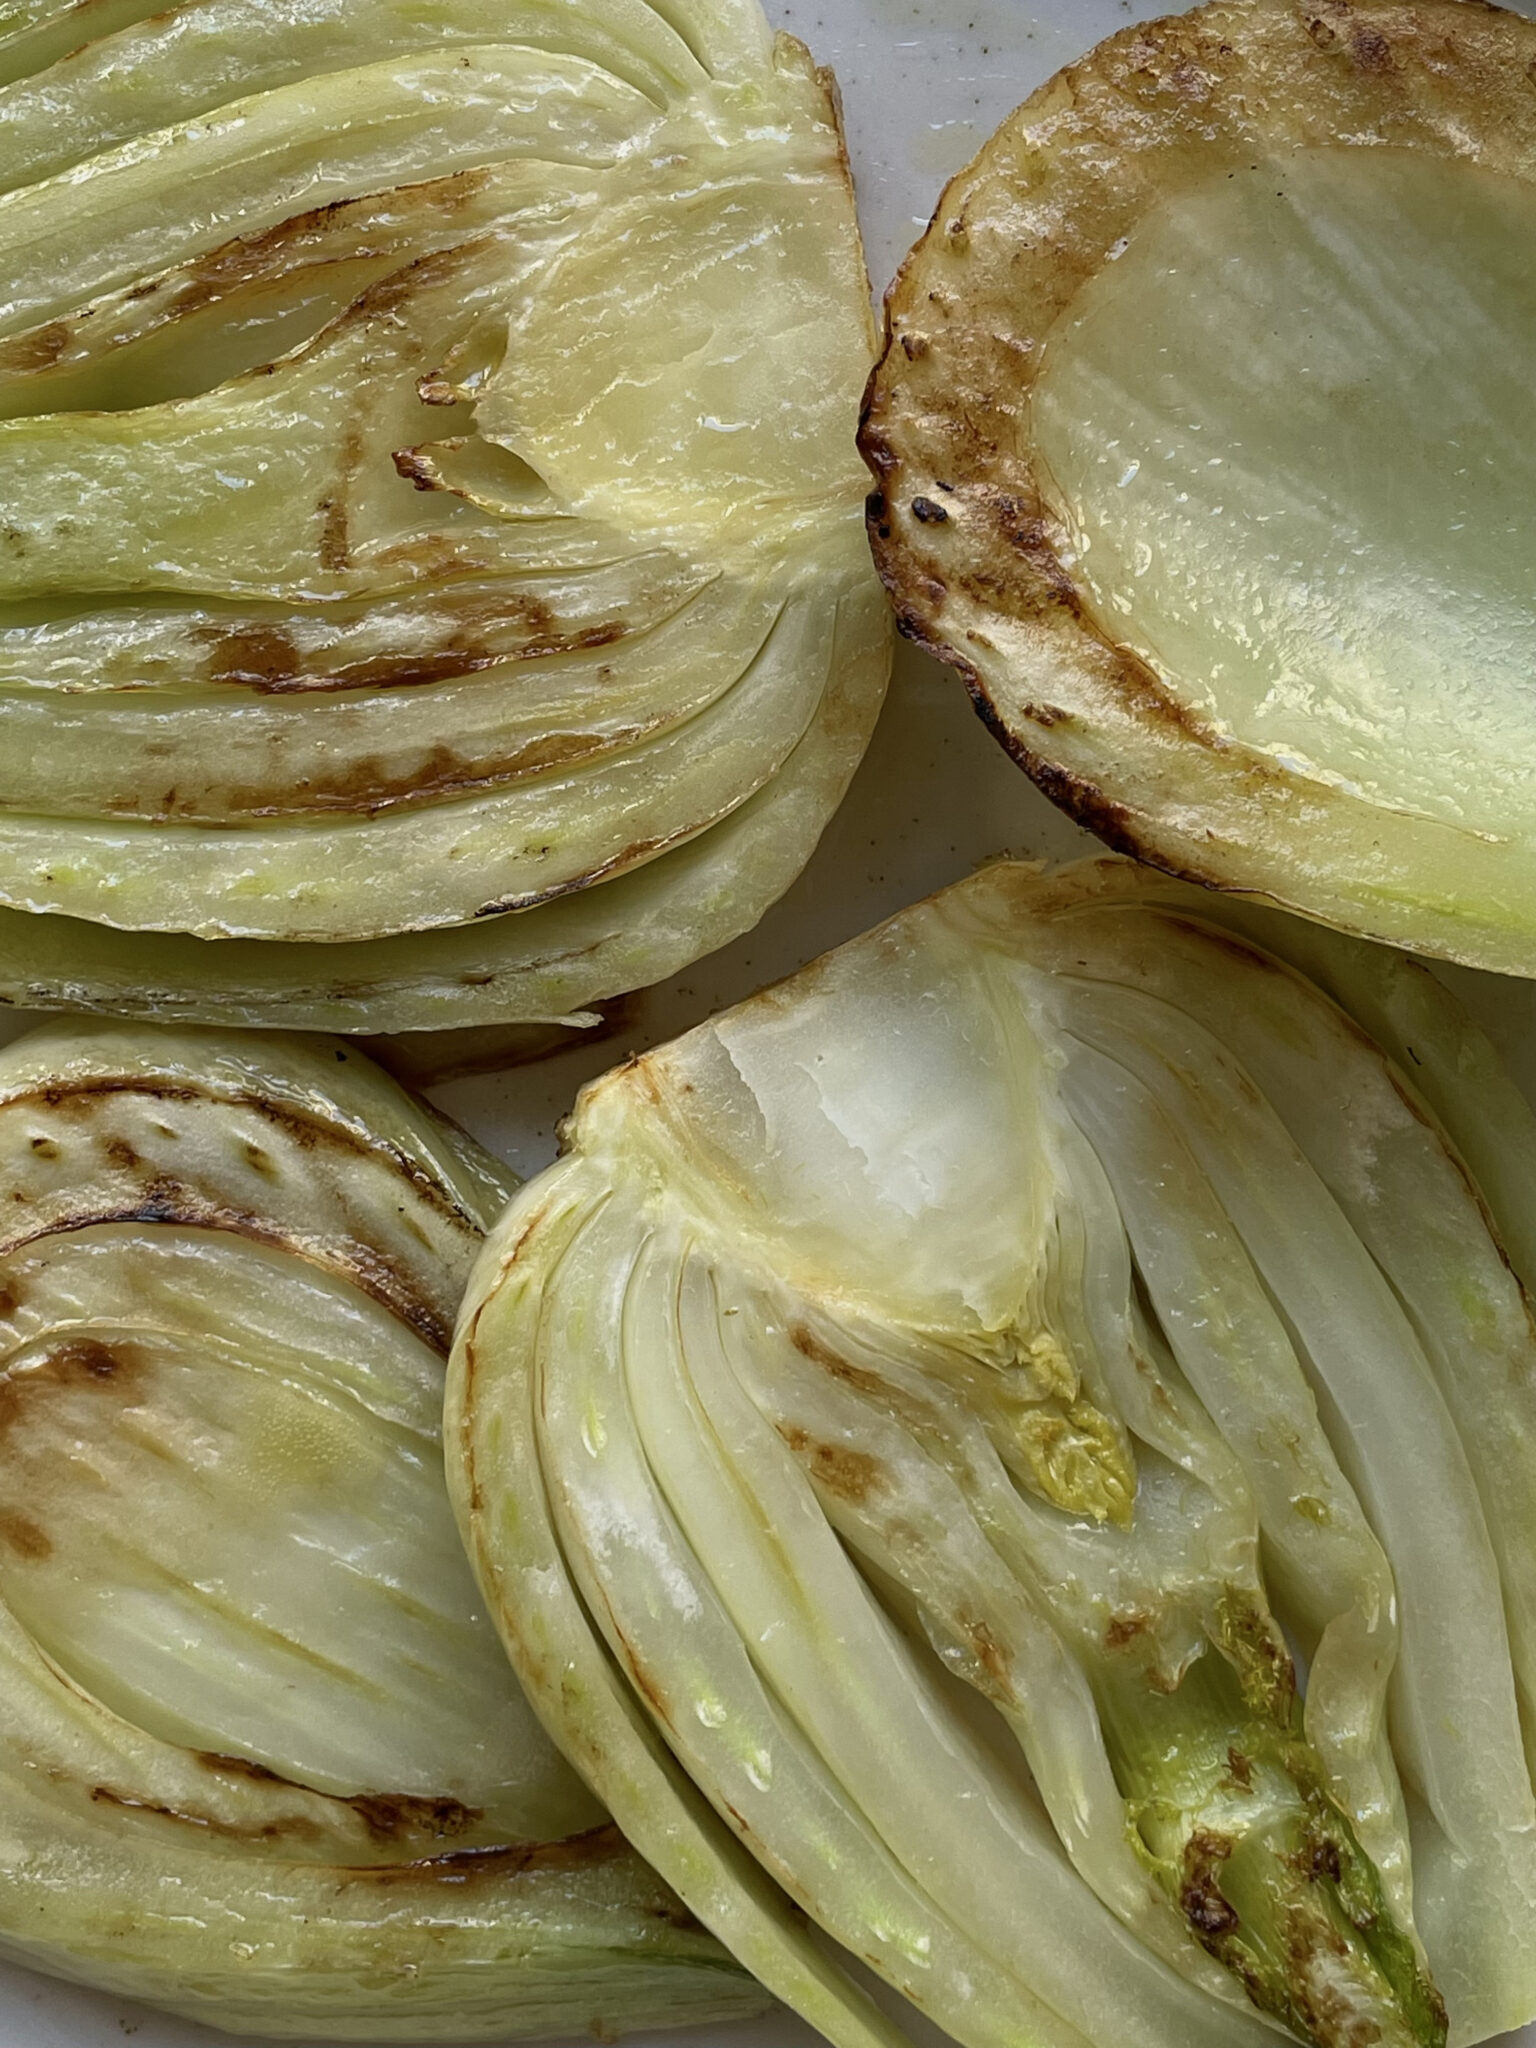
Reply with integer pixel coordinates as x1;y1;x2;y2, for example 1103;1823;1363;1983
452;856;1536;2048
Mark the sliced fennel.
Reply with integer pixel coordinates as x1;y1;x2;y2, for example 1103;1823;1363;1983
0;0;887;1020
863;0;1536;977
453;856;1536;2048
0;1023;768;2037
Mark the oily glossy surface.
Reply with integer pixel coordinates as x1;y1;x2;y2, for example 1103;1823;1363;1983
864;0;1536;980
1034;144;1536;840
3;1;1536;2045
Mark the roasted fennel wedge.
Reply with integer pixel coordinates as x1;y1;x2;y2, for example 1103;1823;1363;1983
0;1023;768;2038
452;857;1536;2048
864;0;1536;978
0;0;889;1026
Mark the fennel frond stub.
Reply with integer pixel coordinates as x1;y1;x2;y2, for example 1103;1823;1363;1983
455;857;1536;2048
0;1022;769;2038
864;0;1536;978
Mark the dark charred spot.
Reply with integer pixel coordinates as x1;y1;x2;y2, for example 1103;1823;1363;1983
1181;1830;1240;1940
1020;702;1070;728
1026;755;1146;861
194;1751;288;1786
911;496;949;524
778;1423;883;1505
1104;1609;1152;1650
0;320;72;375
392;446;443;491
1307;14;1341;47
201;625;302;690
1292;1829;1344;1886
104;1137;140;1170
1351;27;1394;69
336;1825;633;1888
0;1511;51;1561
34;1078;199;1114
865;488;893;543
1226;1746;1254;1792
43;1337;133;1385
347;1793;482;1843
0;1281;17;1318
242;1143;278;1179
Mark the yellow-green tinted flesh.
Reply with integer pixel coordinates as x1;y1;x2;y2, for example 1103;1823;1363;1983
1034;146;1536;842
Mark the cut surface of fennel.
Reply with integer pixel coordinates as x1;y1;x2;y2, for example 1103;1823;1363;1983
0;1021;769;2039
453;857;1536;2048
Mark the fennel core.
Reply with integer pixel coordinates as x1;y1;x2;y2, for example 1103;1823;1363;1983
1098;1604;1446;2048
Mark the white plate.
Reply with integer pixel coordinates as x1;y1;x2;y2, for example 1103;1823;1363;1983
3;1;1533;2043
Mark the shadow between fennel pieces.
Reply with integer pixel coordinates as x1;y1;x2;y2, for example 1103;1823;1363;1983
862;0;1536;978
0;0;891;1030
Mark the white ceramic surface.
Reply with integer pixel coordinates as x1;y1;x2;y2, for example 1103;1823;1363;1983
3;2;1533;2044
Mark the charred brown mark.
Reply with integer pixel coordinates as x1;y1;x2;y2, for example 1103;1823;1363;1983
190;728;622;823
348;1792;482;1843
317;425;364;572
1349;25;1396;70
197;596;625;701
6;1118;462;1356
89;1783;324;1846
1181;1830;1241;1940
0;321;71;376
911;495;949;524
1291;1827;1344;1887
49;1336;129;1382
18;1072;474;1232
1104;1609;1153;1651
334;1823;637;1887
777;1423;883;1505
626;1652;674;1731
0;1280;17;1317
960;1615;1013;1699
788;1323;886;1399
195;1750;287;1785
0;1510;51;1561
1226;1746;1255;1793
470;828;680;921
393;446;448;492
104;1137;140;1170
164;175;481;303
0;1338;144;1434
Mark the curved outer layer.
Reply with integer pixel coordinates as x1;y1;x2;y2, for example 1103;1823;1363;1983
0;0;889;1022
862;0;1536;978
0;1022;768;2037
452;857;1536;2048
